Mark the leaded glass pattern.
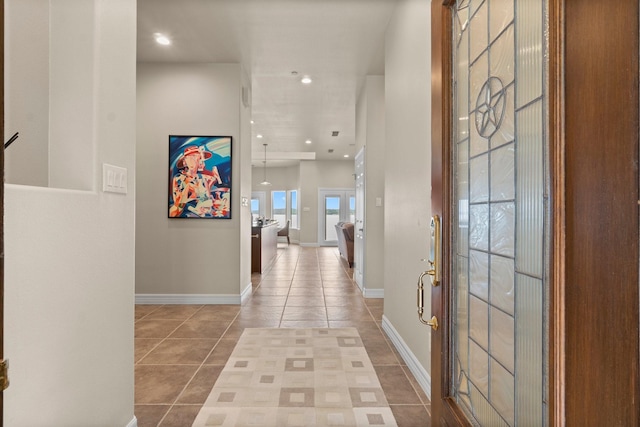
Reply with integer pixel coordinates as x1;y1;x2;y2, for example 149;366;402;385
451;0;547;425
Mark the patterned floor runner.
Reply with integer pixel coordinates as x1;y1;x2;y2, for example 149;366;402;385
192;327;398;427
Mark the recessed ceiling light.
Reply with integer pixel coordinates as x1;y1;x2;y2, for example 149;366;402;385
305;140;312;144
250;120;255;124
257;134;263;139
343;154;349;158
154;33;171;46
301;76;312;84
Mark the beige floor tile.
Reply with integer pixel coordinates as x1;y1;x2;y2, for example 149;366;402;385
135;365;199;404
282;306;327;321
144;305;203;321
134;405;170;427
135;305;164;320
374;365;423;405
168;319;231;339
138;338;217;365
158;405;201;427
204;338;238;365
135;338;163;363
285;296;325;306
390;404;432;427
135;319;184;339
189;305;240;321
288;287;324;297
176;365;224;404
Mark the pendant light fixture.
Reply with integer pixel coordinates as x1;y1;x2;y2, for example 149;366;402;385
260;143;271;186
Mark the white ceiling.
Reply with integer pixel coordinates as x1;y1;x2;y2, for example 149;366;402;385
137;0;397;167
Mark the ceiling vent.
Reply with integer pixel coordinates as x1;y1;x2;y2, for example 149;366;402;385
331;131;339;137
328;149;334;153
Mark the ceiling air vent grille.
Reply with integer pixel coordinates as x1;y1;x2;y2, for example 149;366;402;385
331;131;339;137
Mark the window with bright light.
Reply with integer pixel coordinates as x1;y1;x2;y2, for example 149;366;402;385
289;190;299;228
251;199;260;215
251;191;266;220
272;190;287;226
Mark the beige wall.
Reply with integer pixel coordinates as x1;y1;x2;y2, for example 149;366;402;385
355;76;386;292
298;160;356;245
239;68;253;296
4;0;137;425
383;0;432;382
136;63;251;300
253;161;354;246
5;0;49;187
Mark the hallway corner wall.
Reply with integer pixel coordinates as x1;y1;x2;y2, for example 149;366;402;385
355;76;386;293
136;62;246;299
4;0;137;425
383;0;432;376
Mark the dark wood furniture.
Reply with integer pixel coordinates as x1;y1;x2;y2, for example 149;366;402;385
251;221;278;273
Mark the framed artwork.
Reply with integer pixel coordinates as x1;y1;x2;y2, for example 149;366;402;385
168;135;232;218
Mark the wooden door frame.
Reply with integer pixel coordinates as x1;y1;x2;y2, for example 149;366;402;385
430;0;471;425
429;0;565;424
431;0;639;425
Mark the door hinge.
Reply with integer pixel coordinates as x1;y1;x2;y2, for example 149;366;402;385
0;359;9;391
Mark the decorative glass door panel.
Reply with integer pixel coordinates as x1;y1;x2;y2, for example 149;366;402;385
451;0;547;425
324;196;341;241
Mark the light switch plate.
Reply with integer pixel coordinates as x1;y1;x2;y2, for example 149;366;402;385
103;163;127;194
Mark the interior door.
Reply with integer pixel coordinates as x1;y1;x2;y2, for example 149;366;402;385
430;0;548;424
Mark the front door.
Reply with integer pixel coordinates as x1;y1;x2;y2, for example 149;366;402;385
430;0;548;424
431;0;640;425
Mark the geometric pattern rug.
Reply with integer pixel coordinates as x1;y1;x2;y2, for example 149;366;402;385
191;328;398;426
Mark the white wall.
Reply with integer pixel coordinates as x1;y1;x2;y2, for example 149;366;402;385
298;160;355;245
356;76;386;292
383;0;432;380
4;1;136;425
136;63;248;300
5;0;49;187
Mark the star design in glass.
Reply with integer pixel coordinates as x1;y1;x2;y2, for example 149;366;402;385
475;77;507;139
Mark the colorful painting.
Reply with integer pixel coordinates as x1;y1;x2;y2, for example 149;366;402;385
168;135;232;218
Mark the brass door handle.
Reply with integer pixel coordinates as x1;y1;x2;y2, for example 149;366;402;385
417;270;433;325
425;316;438;331
428;215;441;287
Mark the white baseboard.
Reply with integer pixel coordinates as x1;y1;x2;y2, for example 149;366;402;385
363;288;384;299
126;416;137;427
381;315;431;400
241;282;253;303
135;294;241;305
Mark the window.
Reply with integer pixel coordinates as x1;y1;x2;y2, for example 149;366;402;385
289;190;299;228
268;190;299;228
271;190;287;225
251;191;266;220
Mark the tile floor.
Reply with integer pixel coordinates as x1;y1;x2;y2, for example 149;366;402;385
135;245;431;427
